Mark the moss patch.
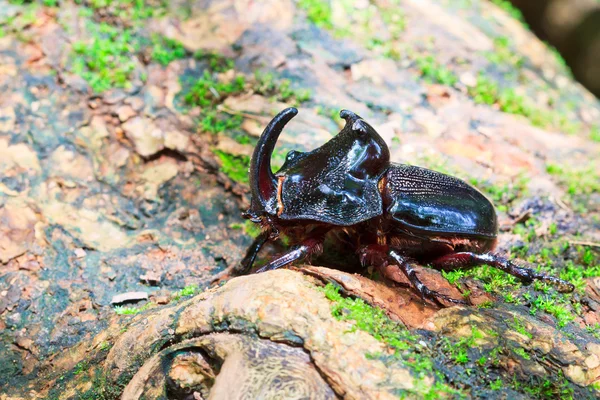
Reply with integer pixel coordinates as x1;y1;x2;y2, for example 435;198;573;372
184;71;246;108
414;54;458;86
546;162;600;212
322;283;465;399
213;150;250;184
150;34;187;66
254;71;312;106
297;0;333;30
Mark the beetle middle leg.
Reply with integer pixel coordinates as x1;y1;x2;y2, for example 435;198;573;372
388;249;468;306
430;252;574;293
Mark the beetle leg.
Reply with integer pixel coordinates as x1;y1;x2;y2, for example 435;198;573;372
430;252;575;293
388;249;468;306
238;230;270;275
255;236;324;273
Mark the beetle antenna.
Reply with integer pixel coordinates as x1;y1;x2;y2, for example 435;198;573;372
248;107;298;216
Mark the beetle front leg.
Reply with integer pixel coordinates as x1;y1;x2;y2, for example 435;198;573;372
430;252;574;293
255;236;324;273
238;230;270;275
388;249;468;306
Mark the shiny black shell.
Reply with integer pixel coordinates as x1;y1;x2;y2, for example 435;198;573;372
269;108;497;239
382;164;498;238
275;110;390;226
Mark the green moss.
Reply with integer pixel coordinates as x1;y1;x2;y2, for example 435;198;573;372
213;150;250;184
184;71;246;107
469;74;498;106
469;75;580;134
193;50;235;73
98;341;111;351
150;34;186;66
512;347;531;360
440;325;484;365
243;220;262;239
297;0;333;30
234;135;251;145
477;300;494;309
511;316;533;339
511;217;540;244
324;283;415;349
179;284;198;297
316;105;343;126
469;265;520;293
380;0;406;37
560;259;600;293
254;71;312;106
546;162;600;213
490;0;526;24
88;0;167;21
590;126;600;143
586;323;600;339
200;110;243;134
469;174;529;213
490;377;503;390
441;269;466;285
485;36;524;68
179;53;248;138
322;283;465;398
71;23;138;92
172;284;201;301
471;77;537;120
414;55;458;86
515;371;575;399
77;368;129;400
528;293;574;328
114;303;150;315
73;360;89;375
546;162;600;198
67;0;178;91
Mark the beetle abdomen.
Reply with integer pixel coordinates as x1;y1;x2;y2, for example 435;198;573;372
382;164;498;238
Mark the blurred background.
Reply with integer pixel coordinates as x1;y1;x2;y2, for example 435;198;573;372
1;0;600;398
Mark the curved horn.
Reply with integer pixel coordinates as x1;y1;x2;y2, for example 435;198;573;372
248;107;298;215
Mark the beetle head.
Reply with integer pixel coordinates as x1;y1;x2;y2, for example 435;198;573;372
243;107;298;223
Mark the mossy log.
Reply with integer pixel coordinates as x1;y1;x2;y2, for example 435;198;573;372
3;268;597;399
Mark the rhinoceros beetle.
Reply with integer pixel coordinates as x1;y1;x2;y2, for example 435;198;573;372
239;107;574;305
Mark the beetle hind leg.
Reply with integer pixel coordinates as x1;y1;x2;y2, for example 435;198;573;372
430;252;574;293
387;249;468;306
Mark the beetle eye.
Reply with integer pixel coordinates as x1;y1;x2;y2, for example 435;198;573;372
286;150;298;161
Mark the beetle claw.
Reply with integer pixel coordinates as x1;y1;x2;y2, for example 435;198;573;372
419;287;469;307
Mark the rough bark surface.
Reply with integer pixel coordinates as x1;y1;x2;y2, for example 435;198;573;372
1;0;600;399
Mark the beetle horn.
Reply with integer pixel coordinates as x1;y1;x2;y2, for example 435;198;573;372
340;109;368;133
340;109;363;123
248;107;298;216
